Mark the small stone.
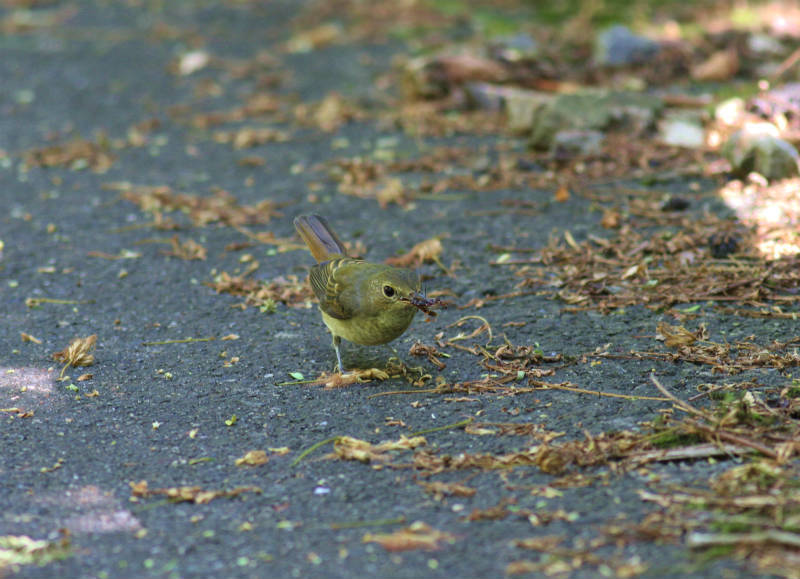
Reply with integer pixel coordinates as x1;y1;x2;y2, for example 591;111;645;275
691;49;739;81
488;33;539;62
722;123;799;181
595;25;660;67
528;89;662;149
551;129;604;158
708;232;741;258
661;196;690;212
659;112;705;148
464;82;511;112
748;33;784;55
404;53;507;99
503;88;553;133
715;97;746;126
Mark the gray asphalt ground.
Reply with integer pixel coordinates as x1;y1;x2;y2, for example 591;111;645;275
0;2;793;578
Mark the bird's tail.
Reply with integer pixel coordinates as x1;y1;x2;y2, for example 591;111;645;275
293;214;348;263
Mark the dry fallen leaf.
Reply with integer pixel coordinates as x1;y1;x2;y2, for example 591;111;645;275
293;92;362;132
52;335;97;379
418;480;477;500
554;185;570;202
24;137;115;173
385;237;443;268
213;127;289;149
375;177;408;208
656;322;703;348
363;521;456;552
207;272;313;310
174;50;210;76
409;341;447;369
333;435;427;463
314;367;391;389
465;497;516;521
512;535;565;551
405;53;508;98
601;208;621;229
130;480;261;504
111;182;282;227
163;236;207;261
286;22;343;53
235;450;269;467
691;48;739;82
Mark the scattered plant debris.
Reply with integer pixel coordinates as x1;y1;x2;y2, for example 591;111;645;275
24;137;114;173
109;182;282;227
362;521;456;552
162;236;207;260
52;335;97;380
207;272;313;310
129;480;262;504
0;532;72;573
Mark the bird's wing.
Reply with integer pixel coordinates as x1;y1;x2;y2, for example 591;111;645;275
308;258;361;320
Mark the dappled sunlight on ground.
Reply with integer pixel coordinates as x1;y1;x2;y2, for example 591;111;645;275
719;177;800;259
32;485;142;535
0;366;55;397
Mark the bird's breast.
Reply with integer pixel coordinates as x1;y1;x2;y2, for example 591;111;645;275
321;307;417;345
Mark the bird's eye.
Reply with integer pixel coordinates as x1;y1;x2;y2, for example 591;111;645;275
382;285;396;298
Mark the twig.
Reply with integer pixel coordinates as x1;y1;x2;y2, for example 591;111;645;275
630;442;754;464
649;375;779;460
687;384;736;402
534;381;671;402
488;244;541;253
25;297;95;307
688;530;800;549
684;419;779;460
649;374;709;418
277;378;321;386
456;289;539;307
446;315;493;346
770;45;800;81
489;258;544;266
290;436;341;467
410;418;473;437
367;388;441;399
330;516;406;530
142;337;216;346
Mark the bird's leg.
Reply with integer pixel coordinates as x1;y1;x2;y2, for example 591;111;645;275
332;335;345;374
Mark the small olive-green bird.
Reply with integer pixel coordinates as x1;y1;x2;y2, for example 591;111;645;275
294;214;436;372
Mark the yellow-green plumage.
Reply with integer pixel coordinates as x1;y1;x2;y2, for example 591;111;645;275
294;214;423;371
313;259;420;345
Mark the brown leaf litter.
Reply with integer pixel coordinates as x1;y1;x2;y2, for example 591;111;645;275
507;197;799;313
108;182;282;228
24;137;115;173
129;480;262;504
362;521;456;552
206;272;313;310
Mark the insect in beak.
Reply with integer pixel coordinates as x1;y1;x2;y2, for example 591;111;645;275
401;292;444;317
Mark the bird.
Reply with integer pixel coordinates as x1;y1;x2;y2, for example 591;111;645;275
294;214;438;372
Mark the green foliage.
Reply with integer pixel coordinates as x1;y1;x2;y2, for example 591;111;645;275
649;428;704;449
523;0;716;29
